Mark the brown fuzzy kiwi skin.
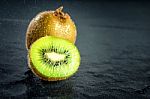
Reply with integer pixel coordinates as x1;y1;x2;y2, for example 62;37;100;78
27;54;77;81
26;6;77;50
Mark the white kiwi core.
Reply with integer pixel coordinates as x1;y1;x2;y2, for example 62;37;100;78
44;52;66;62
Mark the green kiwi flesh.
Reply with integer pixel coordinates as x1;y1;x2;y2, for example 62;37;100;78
29;36;80;81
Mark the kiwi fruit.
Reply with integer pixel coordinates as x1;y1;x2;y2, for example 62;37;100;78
26;6;77;50
29;36;80;81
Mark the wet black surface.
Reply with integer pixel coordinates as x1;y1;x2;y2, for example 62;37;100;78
0;0;150;98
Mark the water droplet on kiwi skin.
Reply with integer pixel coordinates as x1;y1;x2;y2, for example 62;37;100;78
26;6;77;50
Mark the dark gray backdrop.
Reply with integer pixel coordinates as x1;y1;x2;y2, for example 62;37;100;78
0;0;150;98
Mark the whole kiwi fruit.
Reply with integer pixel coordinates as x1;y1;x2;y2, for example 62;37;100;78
26;6;77;50
29;36;80;81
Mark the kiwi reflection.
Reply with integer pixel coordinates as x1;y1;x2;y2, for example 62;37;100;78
24;70;74;98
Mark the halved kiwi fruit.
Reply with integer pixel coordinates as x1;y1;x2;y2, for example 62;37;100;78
29;36;80;81
26;6;77;50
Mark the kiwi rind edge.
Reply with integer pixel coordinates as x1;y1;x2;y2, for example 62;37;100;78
27;54;79;81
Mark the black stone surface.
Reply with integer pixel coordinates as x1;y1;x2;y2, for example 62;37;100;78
0;0;150;98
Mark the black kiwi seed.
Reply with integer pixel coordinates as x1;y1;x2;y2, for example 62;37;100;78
41;49;46;52
55;49;57;52
64;50;67;53
54;48;56;52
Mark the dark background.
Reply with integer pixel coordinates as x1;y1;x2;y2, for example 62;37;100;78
0;0;150;98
